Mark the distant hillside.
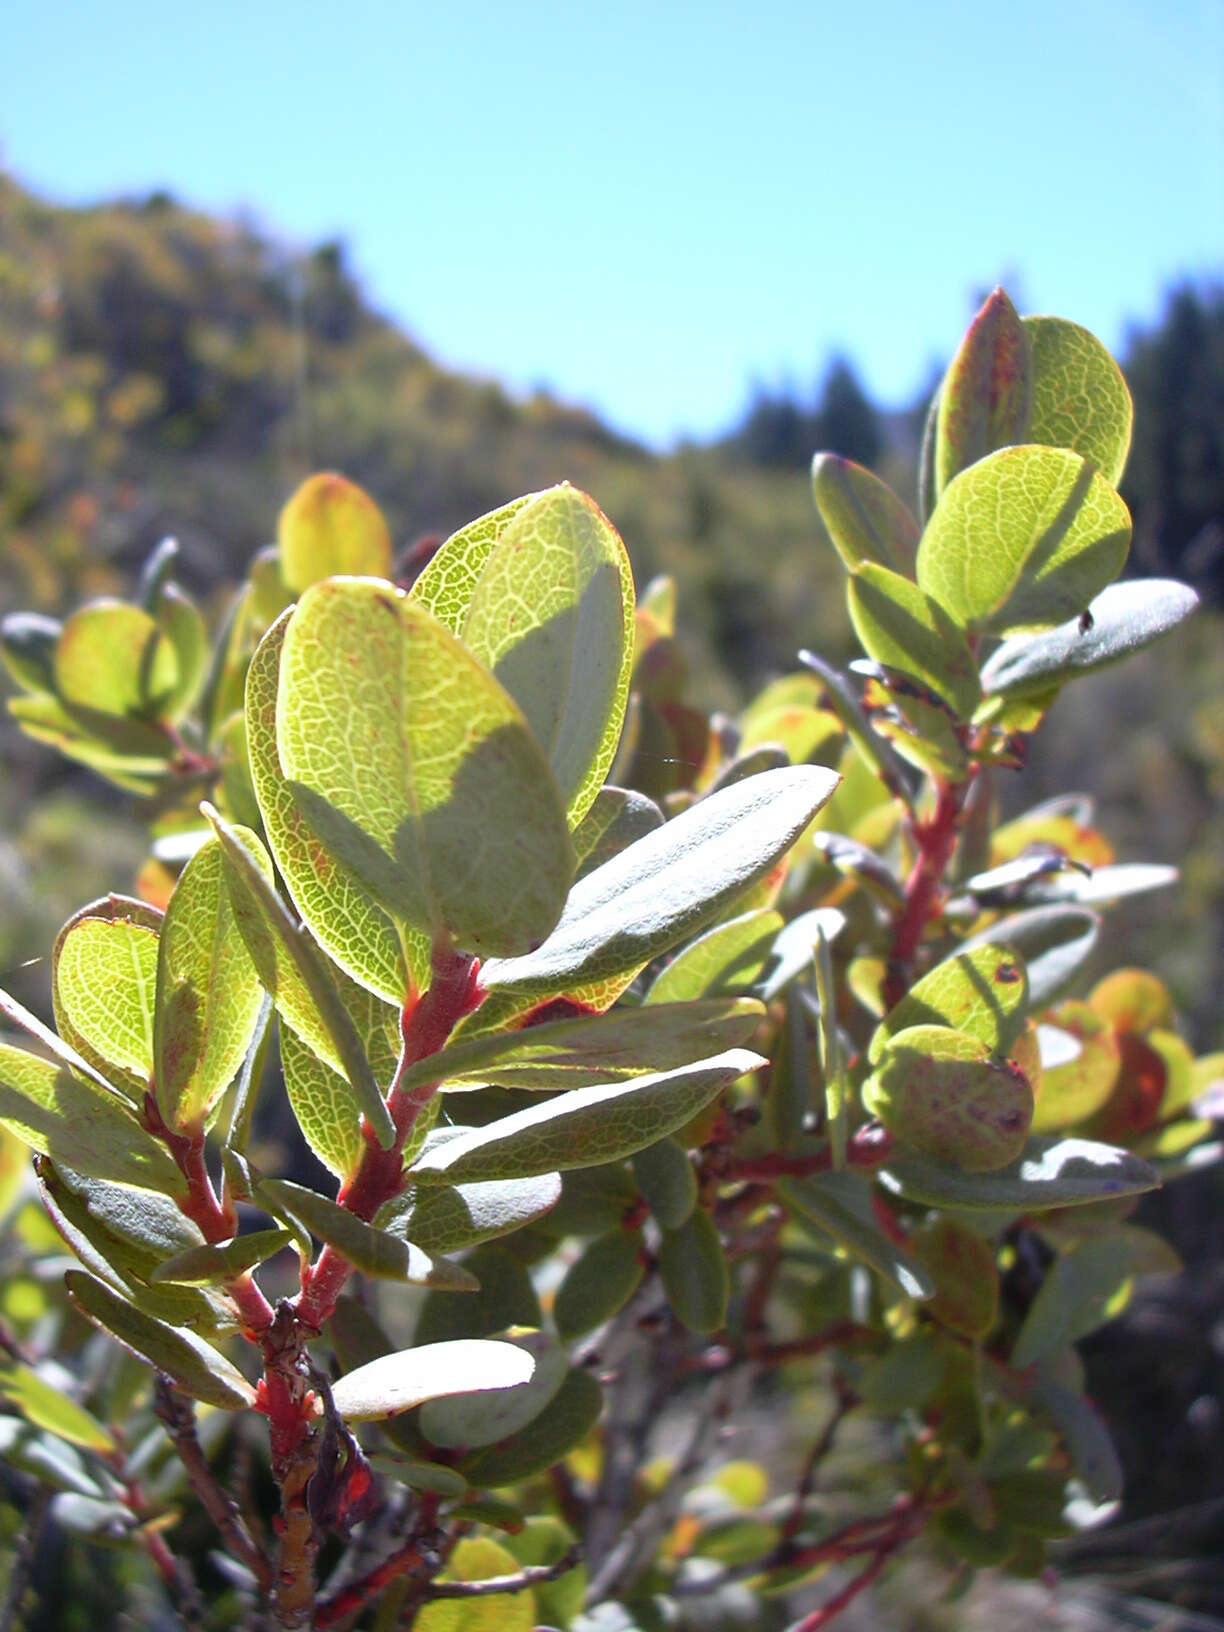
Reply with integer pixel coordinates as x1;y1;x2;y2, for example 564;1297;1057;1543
0;171;857;706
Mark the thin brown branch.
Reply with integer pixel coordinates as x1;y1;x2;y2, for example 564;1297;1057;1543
153;1376;273;1592
426;1546;583;1600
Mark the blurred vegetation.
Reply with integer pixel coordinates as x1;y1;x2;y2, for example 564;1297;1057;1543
0;168;1221;1053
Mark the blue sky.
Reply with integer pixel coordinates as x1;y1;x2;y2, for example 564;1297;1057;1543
3;0;1221;446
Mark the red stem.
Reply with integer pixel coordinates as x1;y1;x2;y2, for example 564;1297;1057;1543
723;1124;893;1184
295;945;482;1331
883;776;972;1009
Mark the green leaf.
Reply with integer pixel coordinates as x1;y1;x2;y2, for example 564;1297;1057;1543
154;585;209;722
658;1207;729;1333
36;1163;234;1332
245;611;415;1004
1031;1005;1120;1134
879;1134;1159;1211
1;612;60;694
781;1171;934;1299
917;446;1131;636
0;1360;115;1452
870;944;1029;1064
847;563;980;718
864;1025;1033;1171
421;1332;569;1449
811;454;920;574
155;837;266;1130
1023;315;1133;486
0;1046;181;1193
458;1364;602;1487
277;577;573;957
573;786;664;880
53;911;159;1088
277;472;393;593
415;1537;537;1632
256;1177;477;1289
412;493;542;630
0;1418;106;1498
411;1050;763;1183
1011;1237;1144;1368
65;1271;256;1409
796;650;917;805
554;1229;645;1340
329;1339;535;1422
149;1229;293;1285
1018;862;1179;907
1029;1370;1123;1504
481;767;838;996
632;1137;697;1229
909;1217;998;1335
396;997;765;1093
202;805;394;1149
377;1173;563;1256
959;906;1099;1012
413;485;635;828
758;908;846;1003
415;1244;541;1344
645;910;783;1004
980;580;1199;699
278;1023;365;1182
934;288;1031;494
7;693;173;781
54;600;179;721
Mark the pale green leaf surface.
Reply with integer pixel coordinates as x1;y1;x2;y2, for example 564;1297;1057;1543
572;786;664;880
154;585;208;722
377;1172;563;1255
757;907;846;1002
481;767;838;996
54;917;158;1086
54;600;179;721
811;453;920;574
960;907;1099;1012
1029;1369;1123;1504
256;1177;478;1289
441;486;635;826
48;897;162;1099
155;837;265;1129
1023;316;1133;486
420;1333;568;1449
870;944;1028;1063
396;997;764;1093
645;910;783;1005
245;613;414;1003
277;472;393;593
848;563;981;718
879;1135;1159;1210
203;805;394;1148
1022;862;1179;907
980;580;1199;699
414;1537;537;1632
330;1339;535;1422
0;1045;181;1193
277;578;573;957
412;1050;764;1183
781;1172;934;1299
865;1025;1033;1171
278;1023;365;1181
1012;1237;1143;1368
65;1272;256;1409
917;446;1131;635
412;494;542;630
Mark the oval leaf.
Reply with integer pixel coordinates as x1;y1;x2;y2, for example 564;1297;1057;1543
865;1025;1033;1171
415;485;635;827
917;445;1131;635
847;563;980;718
879;1134;1159;1211
277;472;392;594
420;1333;569;1449
481;767;839;996
277;578;573;958
53;911;159;1088
981;579;1199;699
410;1050;763;1184
811;454;920;575
934;288;1031;494
65;1272;255;1409
377;1173;563;1256
960;906;1099;1012
1023;315;1133;486
55;600;179;721
870;943;1029;1064
330;1339;535;1422
554;1230;645;1341
155;837;265;1129
658;1207;729;1334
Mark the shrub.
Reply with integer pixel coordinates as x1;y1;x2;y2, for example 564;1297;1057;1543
0;290;1217;1630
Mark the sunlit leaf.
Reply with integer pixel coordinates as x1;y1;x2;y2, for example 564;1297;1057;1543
376;1172;562;1256
329;1340;535;1422
879;1135;1159;1210
53;909;159;1089
848;563;980;718
960;906;1099;1012
0;1359;115;1453
917;446;1131;635
572;787;664;880
811;453;920;574
934;288;1031;495
865;1025;1033;1171
781;1171;934;1299
277;578;573;957
421;1332;568;1449
55;600;179;721
870;943;1028;1064
1023;315;1133;486
277;472;392;593
457;1364;603;1487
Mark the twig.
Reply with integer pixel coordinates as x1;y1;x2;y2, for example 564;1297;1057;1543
426;1546;583;1599
153;1376;272;1592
